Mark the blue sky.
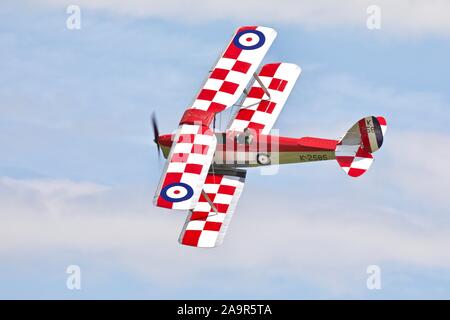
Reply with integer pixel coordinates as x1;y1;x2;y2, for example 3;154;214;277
1;0;450;299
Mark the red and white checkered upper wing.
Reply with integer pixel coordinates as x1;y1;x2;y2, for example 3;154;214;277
154;124;217;210
179;170;246;248
189;26;277;114
154;26;275;212
228;63;301;134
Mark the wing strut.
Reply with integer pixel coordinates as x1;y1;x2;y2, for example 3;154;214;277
253;72;271;99
228;63;301;135
201;189;219;216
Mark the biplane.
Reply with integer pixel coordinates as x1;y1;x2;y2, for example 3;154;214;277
152;26;387;248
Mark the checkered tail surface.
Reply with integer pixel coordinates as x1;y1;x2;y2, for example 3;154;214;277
335;116;387;177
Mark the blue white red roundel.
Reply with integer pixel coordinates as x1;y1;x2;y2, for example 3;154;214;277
233;30;266;50
161;183;194;203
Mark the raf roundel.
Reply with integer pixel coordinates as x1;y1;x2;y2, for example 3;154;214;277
233;30;266;50
161;182;194;203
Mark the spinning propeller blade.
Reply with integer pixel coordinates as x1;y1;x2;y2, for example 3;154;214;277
151;112;161;159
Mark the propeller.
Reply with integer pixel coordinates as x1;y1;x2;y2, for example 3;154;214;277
151;112;162;159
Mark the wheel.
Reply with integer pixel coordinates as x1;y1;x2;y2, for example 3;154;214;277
257;153;271;165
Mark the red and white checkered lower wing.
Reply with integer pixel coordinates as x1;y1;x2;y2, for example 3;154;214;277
189;26;276;114
228;63;301;134
154;124;217;210
179;170;246;248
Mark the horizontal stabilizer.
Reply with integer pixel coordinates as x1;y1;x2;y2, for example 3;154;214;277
335;116;387;178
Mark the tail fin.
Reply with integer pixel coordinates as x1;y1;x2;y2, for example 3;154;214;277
335;116;387;177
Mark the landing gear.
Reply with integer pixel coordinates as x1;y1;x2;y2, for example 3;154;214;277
257;153;271;165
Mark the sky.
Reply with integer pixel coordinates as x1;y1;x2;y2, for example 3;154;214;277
1;0;450;299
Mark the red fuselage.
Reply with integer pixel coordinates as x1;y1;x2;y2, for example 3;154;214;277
158;132;338;167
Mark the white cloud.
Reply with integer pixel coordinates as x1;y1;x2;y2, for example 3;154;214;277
280;72;450;139
387;131;450;209
0;177;110;217
32;0;450;37
1;177;108;198
1;172;450;297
